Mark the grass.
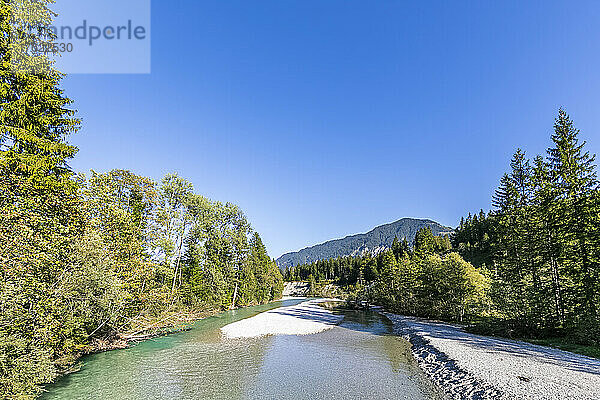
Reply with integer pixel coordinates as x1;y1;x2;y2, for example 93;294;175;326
524;337;600;360
465;317;600;360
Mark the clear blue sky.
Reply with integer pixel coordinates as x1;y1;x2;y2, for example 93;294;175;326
63;0;600;258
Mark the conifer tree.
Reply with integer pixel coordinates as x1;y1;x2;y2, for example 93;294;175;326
530;155;565;327
547;110;599;333
391;236;401;260
490;150;534;327
1;1;82;395
413;227;436;254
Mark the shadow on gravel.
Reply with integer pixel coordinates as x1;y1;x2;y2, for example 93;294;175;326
269;307;342;324
405;318;600;376
269;303;397;336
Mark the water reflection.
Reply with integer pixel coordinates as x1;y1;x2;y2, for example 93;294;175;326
43;299;441;400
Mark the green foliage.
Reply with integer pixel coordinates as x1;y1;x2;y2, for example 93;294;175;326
153;173;194;295
0;1;86;397
414;227;436;254
286;229;489;324
0;1;80;189
308;274;317;296
369;251;489;322
454;109;600;344
0;2;284;390
1;160;285;400
284;227;450;287
391;236;410;259
0;177;84;399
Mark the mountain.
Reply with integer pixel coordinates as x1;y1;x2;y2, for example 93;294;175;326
276;218;454;270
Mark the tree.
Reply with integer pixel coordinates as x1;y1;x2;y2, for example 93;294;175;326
490;150;534;327
0;1;83;396
308;274;317;296
530;155;564;328
547;110;599;334
245;233;271;304
154;173;194;296
82;170;158;306
413;227;436;254
455;109;600;342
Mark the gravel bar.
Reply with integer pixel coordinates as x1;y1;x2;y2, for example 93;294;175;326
221;299;343;339
384;313;600;400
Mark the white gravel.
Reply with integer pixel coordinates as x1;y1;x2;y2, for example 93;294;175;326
221;299;343;339
384;313;600;400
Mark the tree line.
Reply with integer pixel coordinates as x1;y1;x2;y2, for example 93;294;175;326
284;229;487;322
284;232;451;285
453;110;599;343
286;110;599;346
0;2;283;398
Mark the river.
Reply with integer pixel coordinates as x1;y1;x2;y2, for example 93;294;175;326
43;299;442;399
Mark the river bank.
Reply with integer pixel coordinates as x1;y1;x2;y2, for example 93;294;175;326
384;312;600;400
50;296;600;400
88;297;305;354
84;308;220;355
44;298;443;400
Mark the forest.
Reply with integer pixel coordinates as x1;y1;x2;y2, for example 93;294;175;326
453;110;600;345
286;110;600;349
0;2;283;398
284;228;488;323
3;0;600;398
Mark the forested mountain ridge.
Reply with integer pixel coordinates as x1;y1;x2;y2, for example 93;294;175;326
276;218;453;269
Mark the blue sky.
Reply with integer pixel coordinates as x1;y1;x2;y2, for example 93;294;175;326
63;0;600;258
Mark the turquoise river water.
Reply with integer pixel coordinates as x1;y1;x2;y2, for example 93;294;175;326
42;299;442;400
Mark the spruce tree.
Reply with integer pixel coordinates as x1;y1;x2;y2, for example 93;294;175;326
413;227;435;254
490;150;533;328
0;1;82;396
547;110;599;333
